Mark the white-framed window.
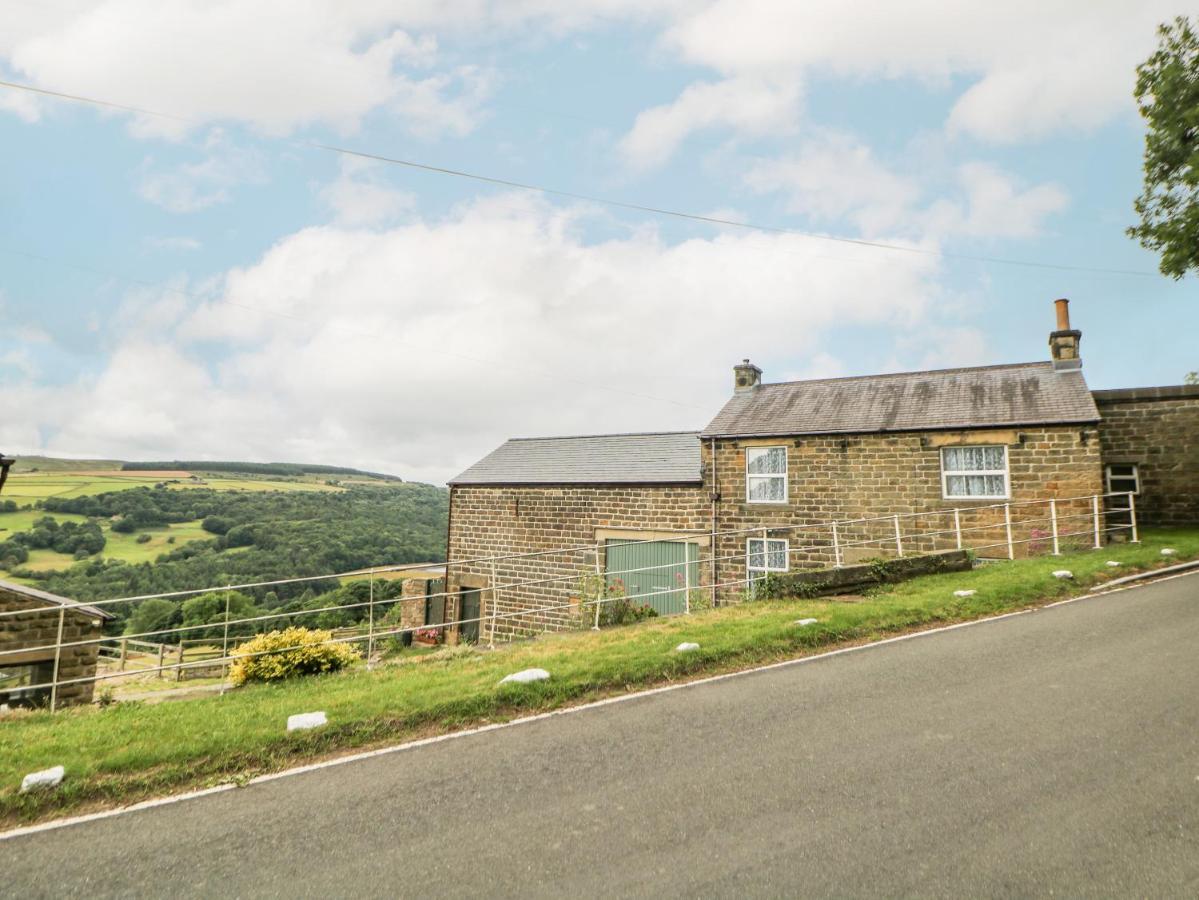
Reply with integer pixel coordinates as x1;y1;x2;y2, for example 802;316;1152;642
1106;463;1140;496
746;446;787;504
747;537;788;589
940;445;1009;499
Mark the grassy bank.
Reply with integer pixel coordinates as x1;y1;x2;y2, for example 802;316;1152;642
2;528;1197;826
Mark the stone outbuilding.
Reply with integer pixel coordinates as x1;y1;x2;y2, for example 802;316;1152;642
446;299;1199;638
0;580;112;708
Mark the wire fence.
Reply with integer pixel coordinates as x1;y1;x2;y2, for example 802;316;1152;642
0;492;1138;711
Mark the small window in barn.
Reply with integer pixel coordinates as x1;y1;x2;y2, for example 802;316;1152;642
0;661;54;708
1105;463;1139;496
941;446;1009;499
747;537;788;591
746;446;787;503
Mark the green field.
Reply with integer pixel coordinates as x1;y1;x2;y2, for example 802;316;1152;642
0;510;87;534
0;516;215;581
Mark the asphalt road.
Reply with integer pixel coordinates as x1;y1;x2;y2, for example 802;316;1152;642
4;574;1198;898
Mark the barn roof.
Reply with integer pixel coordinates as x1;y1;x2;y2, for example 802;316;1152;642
449;432;702;485
702;361;1099;438
0;579;114;620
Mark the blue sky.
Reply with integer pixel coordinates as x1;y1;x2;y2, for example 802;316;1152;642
0;2;1194;483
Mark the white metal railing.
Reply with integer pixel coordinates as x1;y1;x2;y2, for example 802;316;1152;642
0;492;1139;712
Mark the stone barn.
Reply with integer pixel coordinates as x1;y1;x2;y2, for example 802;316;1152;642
0;580;111;708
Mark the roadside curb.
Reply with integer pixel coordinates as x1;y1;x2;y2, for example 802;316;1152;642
1089;559;1199;592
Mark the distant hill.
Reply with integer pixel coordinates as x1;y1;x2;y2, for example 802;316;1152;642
121;461;403;481
5;455;401;481
10;455;123;473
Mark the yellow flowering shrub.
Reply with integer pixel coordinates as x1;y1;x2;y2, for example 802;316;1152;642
229;627;360;685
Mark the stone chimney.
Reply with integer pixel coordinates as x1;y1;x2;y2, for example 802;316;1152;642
734;359;762;392
1048;298;1082;371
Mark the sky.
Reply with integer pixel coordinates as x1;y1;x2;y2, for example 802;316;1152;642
0;1;1194;485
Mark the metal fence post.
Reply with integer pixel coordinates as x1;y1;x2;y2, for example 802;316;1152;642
893;515;903;558
49;606;65;713
366;569;376;670
954;508;962;550
1050;499;1060;556
832;520;842;568
1004;504;1014;560
683;542;692;615
1092;495;1101;549
488;559;499;649
593;540;603;630
1128;491;1139;543
220;587;231;696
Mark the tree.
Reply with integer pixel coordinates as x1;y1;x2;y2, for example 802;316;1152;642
1186;371;1198;384
1129;17;1199;278
180;590;262;640
125;598;181;642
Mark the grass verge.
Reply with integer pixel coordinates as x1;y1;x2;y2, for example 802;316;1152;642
2;527;1197;827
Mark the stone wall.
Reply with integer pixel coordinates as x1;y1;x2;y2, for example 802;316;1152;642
0;582;107;708
704;424;1105;601
446;484;707;639
1095;386;1199;526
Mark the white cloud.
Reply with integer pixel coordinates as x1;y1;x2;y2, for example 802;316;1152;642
320;158;416;228
13;195;972;482
137;131;265;213
0;2;486;137
744;133;921;236
619;76;800;169
620;0;1179;161
927;163;1069;240
745;133;1068;241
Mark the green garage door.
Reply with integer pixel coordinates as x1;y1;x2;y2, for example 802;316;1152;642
605;539;699;616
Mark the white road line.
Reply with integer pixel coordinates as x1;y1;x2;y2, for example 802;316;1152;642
3;567;1195;842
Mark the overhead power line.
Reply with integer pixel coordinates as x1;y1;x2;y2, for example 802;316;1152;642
0;77;1160;279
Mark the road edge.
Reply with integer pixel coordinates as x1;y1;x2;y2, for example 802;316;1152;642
3;565;1196;842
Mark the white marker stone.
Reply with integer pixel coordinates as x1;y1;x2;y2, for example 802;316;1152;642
1106;561;1122;567
795;618;818;627
1161;548;1177;556
1052;570;1073;579
20;765;64;793
953;590;977;598
675;642;700;653
499;668;550;685
286;711;327;732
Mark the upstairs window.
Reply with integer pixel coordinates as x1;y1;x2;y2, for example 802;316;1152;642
746;446;787;503
941;446;1009;499
1106;463;1140;495
747;537;788;588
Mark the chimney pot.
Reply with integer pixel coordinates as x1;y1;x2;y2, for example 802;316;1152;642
734;359;762;393
1054;298;1071;331
1049;298;1082;371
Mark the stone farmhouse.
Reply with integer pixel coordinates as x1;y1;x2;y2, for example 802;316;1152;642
445;300;1199;641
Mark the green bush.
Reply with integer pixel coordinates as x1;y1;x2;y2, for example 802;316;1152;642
229;627;360;685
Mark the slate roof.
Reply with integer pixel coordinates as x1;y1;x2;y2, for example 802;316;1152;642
702;361;1100;438
449;432;702;485
0;579;113;620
